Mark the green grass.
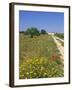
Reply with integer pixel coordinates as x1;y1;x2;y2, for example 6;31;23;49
55;33;64;39
19;33;64;79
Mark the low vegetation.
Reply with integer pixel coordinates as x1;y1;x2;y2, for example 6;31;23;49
55;33;64;39
20;57;63;79
19;33;64;79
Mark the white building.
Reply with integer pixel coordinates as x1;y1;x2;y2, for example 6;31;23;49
48;32;55;35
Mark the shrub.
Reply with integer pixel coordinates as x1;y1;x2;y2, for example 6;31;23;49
41;29;47;34
55;33;64;39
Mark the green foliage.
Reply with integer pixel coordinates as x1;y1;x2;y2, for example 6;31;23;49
24;27;48;38
19;34;64;79
24;27;40;38
41;29;47;34
55;33;64;39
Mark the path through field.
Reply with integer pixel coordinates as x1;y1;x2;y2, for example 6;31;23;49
51;35;64;63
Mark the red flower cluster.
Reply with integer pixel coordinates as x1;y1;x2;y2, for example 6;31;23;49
50;54;60;61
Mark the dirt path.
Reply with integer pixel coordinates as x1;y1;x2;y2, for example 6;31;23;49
51;35;64;62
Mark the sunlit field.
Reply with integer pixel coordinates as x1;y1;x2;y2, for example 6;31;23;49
19;33;64;79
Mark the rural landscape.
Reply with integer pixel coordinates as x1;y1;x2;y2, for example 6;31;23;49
19;11;64;79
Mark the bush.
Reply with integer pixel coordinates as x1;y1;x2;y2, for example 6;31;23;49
41;29;47;34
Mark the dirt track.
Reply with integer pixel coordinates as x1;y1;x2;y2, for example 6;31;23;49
51;35;64;62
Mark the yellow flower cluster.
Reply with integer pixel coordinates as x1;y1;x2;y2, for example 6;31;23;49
19;57;64;79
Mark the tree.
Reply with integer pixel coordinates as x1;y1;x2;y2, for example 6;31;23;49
41;29;47;34
25;27;40;38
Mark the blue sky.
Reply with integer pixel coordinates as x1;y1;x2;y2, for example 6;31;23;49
19;10;64;33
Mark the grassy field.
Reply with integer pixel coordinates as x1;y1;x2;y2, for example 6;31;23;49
19;33;64;79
